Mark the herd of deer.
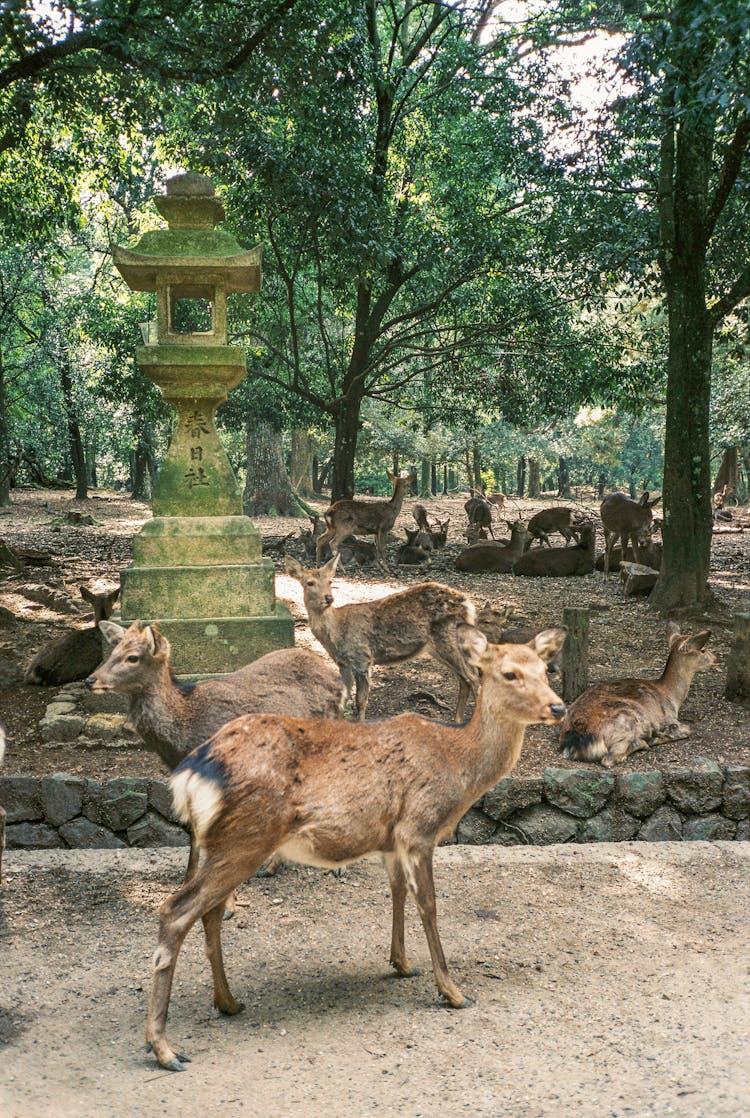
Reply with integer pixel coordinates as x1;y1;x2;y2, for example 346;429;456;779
6;475;720;1072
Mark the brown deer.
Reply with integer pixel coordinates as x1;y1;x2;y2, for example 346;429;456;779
526;507;582;548
455;521;529;573
559;627;715;767
594;539;662;572
316;471;416;572
512;522;596;577
396;527;432;566
414;505;450;549
87;622;344;880
285;555;479;720
25;585;120;685
145;625;567;1071
600;491;661;575
464;494;496;539
299;515;376;567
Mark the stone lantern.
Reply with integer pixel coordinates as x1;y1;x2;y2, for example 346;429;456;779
112;171;293;674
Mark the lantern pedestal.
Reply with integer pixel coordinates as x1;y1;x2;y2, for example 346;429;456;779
113;172;294;674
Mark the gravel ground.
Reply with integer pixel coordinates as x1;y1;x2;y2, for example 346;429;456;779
1;843;749;1118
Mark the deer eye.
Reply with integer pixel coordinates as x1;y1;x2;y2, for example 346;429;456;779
502;671;518;681
126;654;141;664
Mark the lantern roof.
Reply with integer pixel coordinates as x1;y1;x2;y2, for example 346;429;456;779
112;172;261;293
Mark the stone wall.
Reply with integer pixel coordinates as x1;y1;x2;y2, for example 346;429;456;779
2;763;748;851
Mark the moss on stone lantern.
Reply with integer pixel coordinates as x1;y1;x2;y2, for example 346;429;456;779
112;172;293;674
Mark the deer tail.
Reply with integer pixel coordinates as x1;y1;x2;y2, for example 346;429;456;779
170;739;228;843
558;729;606;762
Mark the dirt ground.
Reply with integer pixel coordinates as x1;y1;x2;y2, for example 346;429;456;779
1;843;748;1118
0;487;748;780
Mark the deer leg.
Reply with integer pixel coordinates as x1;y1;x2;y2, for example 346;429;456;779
146;854;264;1071
183;838;236;920
383;854;420;978
338;663;356;710
315;528;336;564
353;668;371;720
375;530;389;572
202;902;244;1016
400;846;471;1008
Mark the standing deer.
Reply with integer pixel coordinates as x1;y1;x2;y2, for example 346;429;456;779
145;625;567;1071
559;627;715;767
464;494;496;539
285;555;479;720
414;505;450;549
316;471;416;572
600;491;661;575
25;585;120;685
87;622;344;882
526;507;582;548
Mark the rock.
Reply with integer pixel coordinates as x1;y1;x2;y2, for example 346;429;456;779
6;822;63;849
722;767;750;820
83;713;133;743
736;819;750;841
84;777;148;831
59;817;126;849
40;774;86;826
79;689;129;715
666;764;724;814
40;713;86;743
619;562;659;595
615;771;666;818
543;768;615;818
456;807;496;844
578;806;641;842
509;804;578;845
637;805;683;842
127;812;190;848
0;776;43;822
44;701;77;717
483;777;543;820
682;815;736;841
148;780;180;823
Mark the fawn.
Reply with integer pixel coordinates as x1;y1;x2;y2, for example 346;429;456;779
559;626;716;767
525;507;582;548
145;624;567;1071
87;622;344;880
316;471;416;572
25;585;120;685
286;555;479;720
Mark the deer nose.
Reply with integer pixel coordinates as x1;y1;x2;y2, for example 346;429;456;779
84;676;96;690
549;703;566;720
324;594;334;606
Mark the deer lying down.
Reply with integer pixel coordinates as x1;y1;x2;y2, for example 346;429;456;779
25;585;120;685
513;522;596;577
559;627;716;767
286;555;479;720
455;521;528;573
145;625;567;1071
0;721;5;883
87;622;345;881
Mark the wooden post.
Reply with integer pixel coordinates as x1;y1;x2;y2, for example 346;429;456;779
725;613;750;705
562;606;590;702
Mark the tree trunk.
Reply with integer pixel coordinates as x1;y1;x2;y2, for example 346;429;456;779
420;456;431;498
713;446;739;499
597;472;606;500
442;463;448;495
0;350;11;506
472;444;483;493
516;455;526;497
244;423;305;516
290;428;314;498
557;456;570;498
59;353;87;500
528;458;541;498
431;459;437;496
331;395;362;500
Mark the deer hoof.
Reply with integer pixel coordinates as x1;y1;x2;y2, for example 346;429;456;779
217;998;245;1017
438;992;474;1009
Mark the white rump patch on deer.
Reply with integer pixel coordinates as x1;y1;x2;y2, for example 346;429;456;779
170;770;223;841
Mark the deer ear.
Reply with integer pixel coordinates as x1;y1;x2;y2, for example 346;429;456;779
458;624;488;668
99;620;125;646
685;630;711;650
143;626;158;655
530;627;567;664
667;621;681;646
322;553;340;576
285;556;305;580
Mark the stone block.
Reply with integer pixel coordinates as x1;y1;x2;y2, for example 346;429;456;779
6;821;63;849
543;767;615;818
637;805;682;842
578;806;641;842
736;819;750;841
483;777;543;821
40;713;86;743
619;562;659;595
132;515;262;568
80;689;130;715
45;701;77;716
40;774;86;826
615;771;666;818
682;814;736;841
121;560;276;620
666;764;724;814
456;808;496;844
148;780;180;823
508;804;578;845
0;776;43;822
722;767;750;820
59;817;127;849
127;811;190;848
149;605;294;675
84;777;148;831
83;713;134;743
